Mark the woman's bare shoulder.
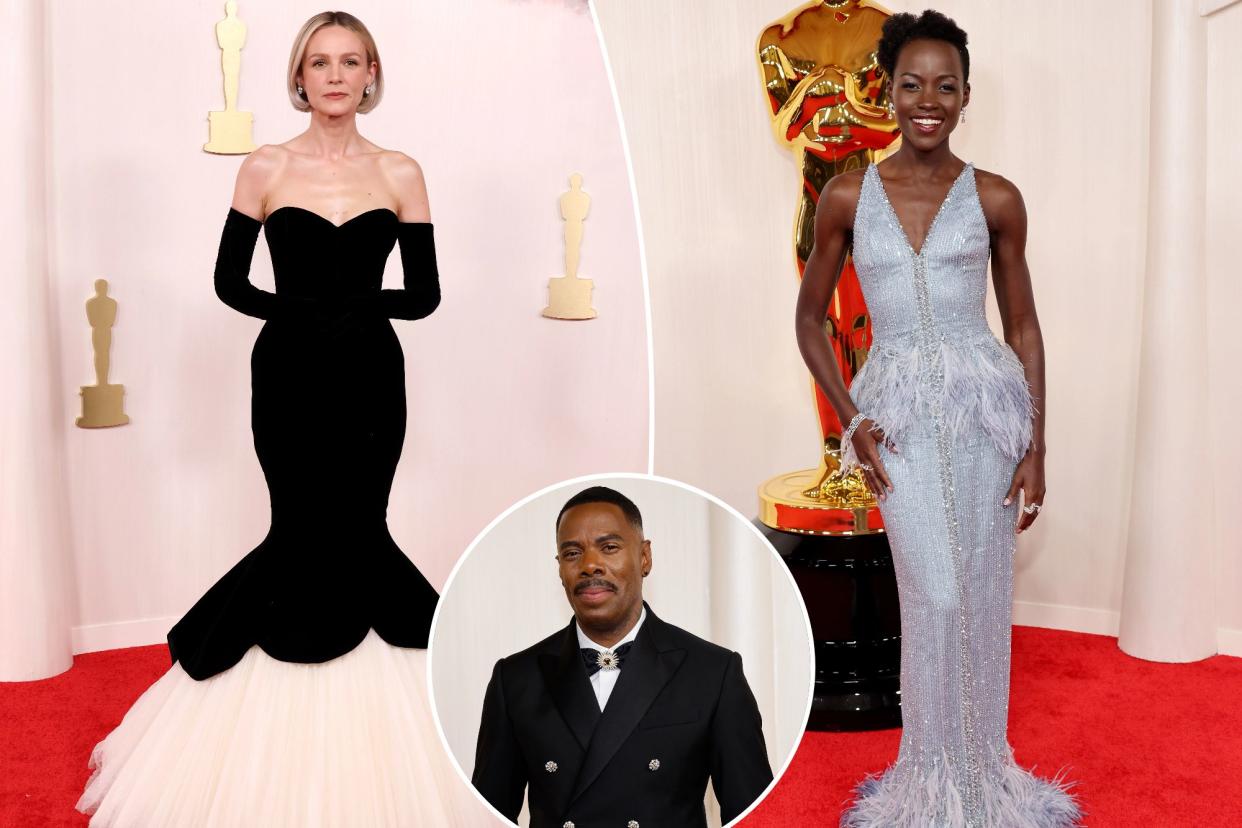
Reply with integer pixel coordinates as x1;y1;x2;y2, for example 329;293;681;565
375;150;429;221
823;167;866;201
231;145;291;217
817;167;867;230
973;168;1023;206
239;144;291;177
972;167;1026;229
376;149;424;182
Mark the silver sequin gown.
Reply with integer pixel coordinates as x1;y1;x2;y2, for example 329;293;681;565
838;163;1081;828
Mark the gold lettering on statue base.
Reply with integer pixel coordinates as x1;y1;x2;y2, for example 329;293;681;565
77;279;130;428
204;1;256;155
543;173;597;320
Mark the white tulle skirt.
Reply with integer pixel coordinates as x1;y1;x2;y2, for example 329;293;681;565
77;630;497;827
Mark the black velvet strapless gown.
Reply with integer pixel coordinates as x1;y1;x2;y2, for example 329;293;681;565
77;207;491;827
168;206;440;681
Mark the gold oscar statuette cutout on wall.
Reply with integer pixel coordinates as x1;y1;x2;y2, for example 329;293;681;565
203;0;257;155
542;173;597;320
76;279;130;429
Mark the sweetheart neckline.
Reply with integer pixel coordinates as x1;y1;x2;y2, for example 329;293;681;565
264;205;398;228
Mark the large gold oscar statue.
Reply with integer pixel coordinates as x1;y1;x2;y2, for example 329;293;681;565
753;1;903;731
756;0;899;536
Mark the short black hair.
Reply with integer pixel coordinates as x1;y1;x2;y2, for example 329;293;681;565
878;9;970;84
555;486;643;534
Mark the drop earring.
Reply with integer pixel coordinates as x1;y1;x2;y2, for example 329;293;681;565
296;84;304;97
960;108;967;124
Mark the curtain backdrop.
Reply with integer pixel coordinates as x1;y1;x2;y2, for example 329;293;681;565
594;0;1242;661
430;475;814;828
1;0;647;681
0;0;77;683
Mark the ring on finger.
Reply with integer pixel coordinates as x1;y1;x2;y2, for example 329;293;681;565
859;463;874;472
1022;502;1042;515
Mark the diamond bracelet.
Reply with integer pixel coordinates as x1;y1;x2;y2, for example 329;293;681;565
841;412;868;448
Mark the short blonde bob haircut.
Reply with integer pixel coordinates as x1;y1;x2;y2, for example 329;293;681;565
287;11;383;114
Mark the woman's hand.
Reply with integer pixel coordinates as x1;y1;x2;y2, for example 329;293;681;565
1005;445;1045;534
324;293;382;338
852;420;896;501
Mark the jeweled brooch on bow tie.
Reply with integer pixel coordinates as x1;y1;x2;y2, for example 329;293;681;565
596;650;621;671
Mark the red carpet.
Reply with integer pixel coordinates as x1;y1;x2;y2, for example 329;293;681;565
1;642;169;827
1;626;1240;827
743;627;1242;827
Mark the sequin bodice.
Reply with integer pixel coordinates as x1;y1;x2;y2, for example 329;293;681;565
853;163;992;344
842;163;1033;468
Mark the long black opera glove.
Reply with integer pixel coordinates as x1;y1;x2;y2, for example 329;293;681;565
324;223;442;335
376;222;441;320
213;208;320;322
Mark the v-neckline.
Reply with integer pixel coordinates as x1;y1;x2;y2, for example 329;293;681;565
871;162;971;257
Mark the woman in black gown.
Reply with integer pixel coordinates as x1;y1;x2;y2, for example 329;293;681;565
77;12;488;825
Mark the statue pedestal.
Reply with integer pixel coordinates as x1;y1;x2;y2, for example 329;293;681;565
204;110;256;155
77;384;129;428
758;468;900;731
542;276;596;320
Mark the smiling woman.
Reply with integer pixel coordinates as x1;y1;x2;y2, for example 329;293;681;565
793;9;1080;828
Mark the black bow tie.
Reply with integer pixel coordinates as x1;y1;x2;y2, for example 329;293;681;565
580;641;634;677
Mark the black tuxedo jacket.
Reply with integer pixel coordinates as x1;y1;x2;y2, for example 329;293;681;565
472;604;773;828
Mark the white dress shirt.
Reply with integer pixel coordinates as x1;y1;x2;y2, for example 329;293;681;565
576;606;647;711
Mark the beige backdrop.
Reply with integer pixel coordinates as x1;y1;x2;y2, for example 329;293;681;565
594;0;1242;657
1203;2;1242;658
430;475;814;827
1;0;648;680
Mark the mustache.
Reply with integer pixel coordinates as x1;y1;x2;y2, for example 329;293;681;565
574;578;617;594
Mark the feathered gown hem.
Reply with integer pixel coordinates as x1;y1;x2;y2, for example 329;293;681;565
839;748;1082;828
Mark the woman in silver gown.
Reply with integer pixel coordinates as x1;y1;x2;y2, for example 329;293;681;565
795;11;1081;828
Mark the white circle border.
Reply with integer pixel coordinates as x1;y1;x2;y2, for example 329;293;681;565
425;470;817;828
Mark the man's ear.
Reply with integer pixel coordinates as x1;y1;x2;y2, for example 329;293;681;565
641;539;652;577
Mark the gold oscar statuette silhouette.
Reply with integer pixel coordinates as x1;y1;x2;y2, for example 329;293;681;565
76;279;130;428
542;173;597;320
203;0;256;155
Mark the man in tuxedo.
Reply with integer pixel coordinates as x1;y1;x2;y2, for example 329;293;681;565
472;486;774;827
